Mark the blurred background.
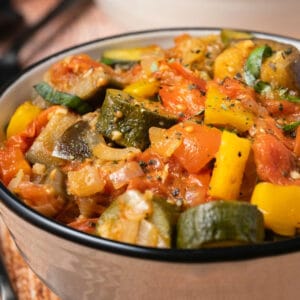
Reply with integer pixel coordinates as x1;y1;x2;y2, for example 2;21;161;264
0;0;299;69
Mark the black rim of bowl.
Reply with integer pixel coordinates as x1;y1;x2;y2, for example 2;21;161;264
1;27;300;263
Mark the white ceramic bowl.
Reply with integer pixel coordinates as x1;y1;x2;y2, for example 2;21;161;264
1;28;300;300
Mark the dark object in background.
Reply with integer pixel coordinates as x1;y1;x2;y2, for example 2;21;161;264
0;0;83;88
0;0;24;40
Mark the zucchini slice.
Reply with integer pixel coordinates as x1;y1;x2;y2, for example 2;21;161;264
101;45;159;65
221;29;253;45
177;200;264;249
96;190;177;248
96;89;178;150
34;82;93;114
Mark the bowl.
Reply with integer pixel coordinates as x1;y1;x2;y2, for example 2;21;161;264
1;28;300;300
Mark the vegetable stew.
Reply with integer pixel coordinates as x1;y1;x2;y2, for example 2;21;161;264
1;30;300;249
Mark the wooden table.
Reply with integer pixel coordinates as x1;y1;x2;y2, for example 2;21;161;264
0;1;299;299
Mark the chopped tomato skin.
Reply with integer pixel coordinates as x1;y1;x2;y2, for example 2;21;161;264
157;62;206;119
0;106;59;185
49;54;103;87
68;218;98;234
0;146;31;185
168;61;206;92
252;133;298;185
171;122;221;173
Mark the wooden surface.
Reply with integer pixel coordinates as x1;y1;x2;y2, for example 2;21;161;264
0;1;299;299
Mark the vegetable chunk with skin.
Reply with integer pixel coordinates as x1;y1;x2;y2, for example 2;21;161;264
96;89;178;150
96;190;177;247
177;200;264;249
209;130;252;200
6;101;42;138
149;122;221;173
204;81;254;132
44;54;111;100
170;122;221;174
251;182;300;236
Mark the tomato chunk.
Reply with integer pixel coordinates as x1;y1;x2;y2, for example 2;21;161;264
171;122;221;173
253;133;297;185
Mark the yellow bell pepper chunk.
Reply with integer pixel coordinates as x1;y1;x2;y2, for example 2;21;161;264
123;78;159;99
209;130;251;200
204;83;254;132
6;101;42;138
251;182;300;236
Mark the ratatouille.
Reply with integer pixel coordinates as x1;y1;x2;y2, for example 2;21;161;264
1;29;300;249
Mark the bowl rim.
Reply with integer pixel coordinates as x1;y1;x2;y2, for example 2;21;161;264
1;27;300;263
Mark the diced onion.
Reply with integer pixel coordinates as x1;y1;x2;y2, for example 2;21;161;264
149;127;182;157
109;161;144;189
136;219;159;247
93;143;141;161
67;164;105;197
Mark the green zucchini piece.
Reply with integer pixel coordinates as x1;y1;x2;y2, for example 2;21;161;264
96;89;178;150
221;29;253;45
34;82;93;114
101;45;159;65
96;190;177;248
177;200;265;249
149;197;179;246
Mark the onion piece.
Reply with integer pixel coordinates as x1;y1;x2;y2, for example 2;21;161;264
67;164;105;197
149;126;182;157
109;161;144;189
93;143;141;161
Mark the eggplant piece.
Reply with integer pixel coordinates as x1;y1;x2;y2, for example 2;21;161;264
96;89;178;150
26;108;78;166
52;120;104;161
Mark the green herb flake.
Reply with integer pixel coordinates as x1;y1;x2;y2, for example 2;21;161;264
281;121;300;132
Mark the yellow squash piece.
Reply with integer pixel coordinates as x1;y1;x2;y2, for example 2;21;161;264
214;39;255;79
204;82;254;132
102;45;160;64
251;182;300;236
209;130;251;200
6;101;42;138
123;78;159;99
